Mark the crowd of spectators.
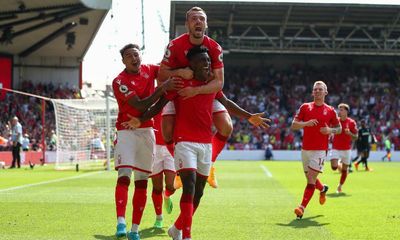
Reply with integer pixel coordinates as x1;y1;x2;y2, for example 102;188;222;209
1;64;399;152
224;64;400;151
0;81;81;151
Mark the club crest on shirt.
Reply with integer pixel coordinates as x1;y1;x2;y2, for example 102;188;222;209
323;109;327;115
178;158;183;168
118;154;122;164
142;73;149;79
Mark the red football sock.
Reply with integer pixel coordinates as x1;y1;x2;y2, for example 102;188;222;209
115;176;130;218
132;180;148;225
165;188;175;197
300;184;316;208
152;189;163;216
211;132;229;163
174;194;194;231
165;141;175;157
340;169;348;185
180;194;194;239
315;178;324;191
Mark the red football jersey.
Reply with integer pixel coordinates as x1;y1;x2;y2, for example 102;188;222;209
294;102;340;150
162;33;224;70
165;80;218;143
332;117;357;150
153;113;164;145
112;64;159;130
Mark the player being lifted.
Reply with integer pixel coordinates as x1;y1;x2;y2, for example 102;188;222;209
123;45;270;239
291;81;341;219
329;103;358;193
159;6;239;188
112;43;181;240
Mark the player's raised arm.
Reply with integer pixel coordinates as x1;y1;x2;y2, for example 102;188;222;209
216;92;270;129
158;64;194;82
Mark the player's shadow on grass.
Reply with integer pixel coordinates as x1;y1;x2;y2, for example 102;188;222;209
327;192;351;198
139;227;166;239
93;234;115;240
276;215;329;229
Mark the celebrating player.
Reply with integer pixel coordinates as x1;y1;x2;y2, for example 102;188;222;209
112;43;181;240
329;103;358;193
123;45;269;239
158;6;232;188
291;81;341;219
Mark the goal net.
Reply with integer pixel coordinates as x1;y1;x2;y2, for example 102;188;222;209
51;97;118;170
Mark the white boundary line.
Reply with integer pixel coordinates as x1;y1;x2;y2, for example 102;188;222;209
0;171;103;193
260;165;273;177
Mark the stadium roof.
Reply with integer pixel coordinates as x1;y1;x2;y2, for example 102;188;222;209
171;1;400;55
0;0;111;58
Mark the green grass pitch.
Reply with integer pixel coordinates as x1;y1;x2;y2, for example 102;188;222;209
0;161;399;239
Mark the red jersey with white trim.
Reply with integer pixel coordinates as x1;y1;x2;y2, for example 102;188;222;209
154;113;164;145
165;80;223;143
112;64;159;130
332;117;357;150
294;102;340;150
162;33;223;70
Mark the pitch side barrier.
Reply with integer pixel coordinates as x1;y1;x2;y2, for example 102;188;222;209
217;150;399;162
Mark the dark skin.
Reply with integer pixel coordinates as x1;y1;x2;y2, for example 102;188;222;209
121;47;183;113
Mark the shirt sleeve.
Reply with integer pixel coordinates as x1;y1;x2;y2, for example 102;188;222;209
294;104;305;121
330;109;340;126
209;40;224;69
350;120;358;134
215;90;224;99
161;42;177;68
112;78;136;103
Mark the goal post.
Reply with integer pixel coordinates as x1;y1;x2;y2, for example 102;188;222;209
51;96;118;171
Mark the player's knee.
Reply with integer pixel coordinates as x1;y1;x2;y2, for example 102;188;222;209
134;179;148;189
152;188;162;195
117;176;131;186
331;165;338;171
165;183;175;192
134;170;149;181
118;168;132;179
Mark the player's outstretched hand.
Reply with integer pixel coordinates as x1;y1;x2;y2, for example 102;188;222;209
320;123;331;135
164;77;184;91
178;67;194;79
305;119;318;127
248;113;271;129
121;114;141;130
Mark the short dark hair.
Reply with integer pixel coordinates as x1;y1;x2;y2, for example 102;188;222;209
119;43;140;57
186;45;208;61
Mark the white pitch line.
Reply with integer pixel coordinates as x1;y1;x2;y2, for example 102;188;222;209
260;165;273;178
0;171;103;193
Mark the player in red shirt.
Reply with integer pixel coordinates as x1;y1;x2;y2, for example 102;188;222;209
123;45;269;240
329;103;358;193
158;6;234;188
291;81;341;219
112;43;181;240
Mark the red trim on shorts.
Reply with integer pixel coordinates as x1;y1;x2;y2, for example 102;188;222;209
308;166;322;173
164;169;176;174
150;169;176;178
161;114;176;116
115;165;152;174
213;110;227;115
196;172;208;179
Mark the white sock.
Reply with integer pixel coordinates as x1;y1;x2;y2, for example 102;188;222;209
117;217;126;225
156;214;163;221
131;224;139;233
